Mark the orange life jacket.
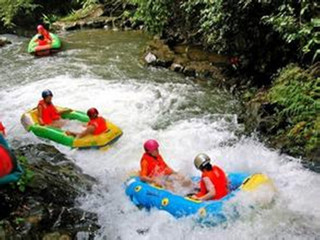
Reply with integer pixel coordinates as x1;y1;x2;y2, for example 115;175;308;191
140;153;173;178
196;165;228;200
0;145;13;178
87;117;107;135
38;100;60;125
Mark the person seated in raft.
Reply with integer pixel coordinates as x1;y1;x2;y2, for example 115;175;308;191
191;153;228;201
38;89;66;128
0;141;17;179
0;122;10;149
37;25;52;43
139;139;192;190
0;121;5;136
35;34;49;46
66;108;107;138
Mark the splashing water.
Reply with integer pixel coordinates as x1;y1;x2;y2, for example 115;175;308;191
1;30;320;239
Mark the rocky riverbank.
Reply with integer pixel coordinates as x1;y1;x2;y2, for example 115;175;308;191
142;38;232;86
52;4;141;32
0;144;100;239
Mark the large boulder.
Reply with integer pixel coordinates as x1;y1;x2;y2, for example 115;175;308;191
0;144;99;239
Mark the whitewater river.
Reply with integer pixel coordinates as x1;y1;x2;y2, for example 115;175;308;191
1;30;320;239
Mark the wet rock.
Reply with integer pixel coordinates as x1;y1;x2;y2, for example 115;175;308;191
183;66;196;77
43;232;72;240
0;37;11;47
142;37;228;83
208;53;229;65
186;46;208;61
170;63;184;72
173;55;189;66
0;144;99;238
52;22;80;31
143;39;175;67
144;52;157;64
53;17;118;31
52;3;140;32
173;44;188;54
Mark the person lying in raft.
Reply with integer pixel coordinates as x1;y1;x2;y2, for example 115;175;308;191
191;153;228;201
38;89;68;128
37;25;52;43
66;108;107;138
139;139;192;191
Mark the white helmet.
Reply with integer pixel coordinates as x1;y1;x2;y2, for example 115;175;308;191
194;153;211;170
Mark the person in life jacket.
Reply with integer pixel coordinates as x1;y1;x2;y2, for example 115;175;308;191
0;122;5;136
140;139;192;190
191;153;228;201
37;25;52;43
66;108;107;138
0;143;17;179
37;89;65;128
0;122;10;149
35;34;49;46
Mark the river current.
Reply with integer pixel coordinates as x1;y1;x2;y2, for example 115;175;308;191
1;30;320;240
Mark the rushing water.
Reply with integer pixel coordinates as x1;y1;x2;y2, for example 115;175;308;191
1;30;320;240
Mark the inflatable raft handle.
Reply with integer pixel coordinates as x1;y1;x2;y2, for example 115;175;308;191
184;196;202;203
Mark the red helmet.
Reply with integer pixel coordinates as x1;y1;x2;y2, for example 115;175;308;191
144;139;159;152
87;108;99;118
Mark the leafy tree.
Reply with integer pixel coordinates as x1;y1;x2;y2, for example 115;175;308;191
0;0;38;27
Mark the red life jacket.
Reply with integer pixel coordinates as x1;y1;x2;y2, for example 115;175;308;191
87;117;107;135
0;122;5;135
37;39;48;46
196;165;228;200
38;100;60;125
140;153;173;178
38;29;51;41
0;145;13;178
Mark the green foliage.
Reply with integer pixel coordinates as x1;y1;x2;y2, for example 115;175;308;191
0;0;99;29
13;155;34;192
14;217;25;225
131;0;318;84
130;0;174;34
0;0;38;27
42;14;59;27
268;64;320;156
262;1;320;63
59;5;96;22
76;0;98;9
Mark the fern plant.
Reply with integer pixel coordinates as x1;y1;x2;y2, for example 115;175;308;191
268;64;320;156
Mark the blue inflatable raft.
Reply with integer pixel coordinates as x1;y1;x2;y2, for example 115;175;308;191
125;172;275;225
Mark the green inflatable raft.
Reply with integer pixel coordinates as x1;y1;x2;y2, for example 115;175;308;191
27;33;61;55
21;107;123;149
